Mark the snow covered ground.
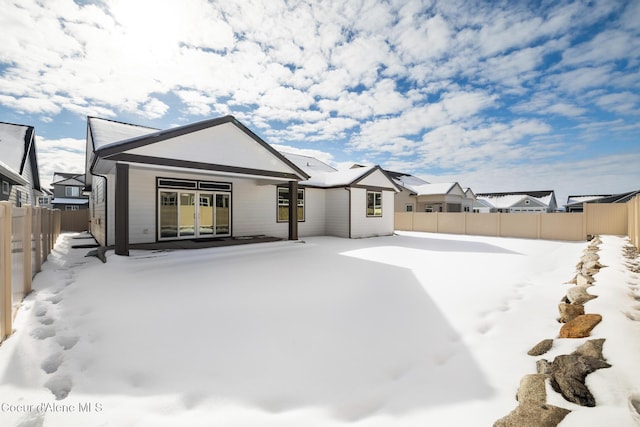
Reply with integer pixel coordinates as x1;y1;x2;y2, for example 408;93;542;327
1;231;639;426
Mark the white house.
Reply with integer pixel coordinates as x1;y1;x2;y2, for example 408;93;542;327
474;191;558;213
85;116;398;255
0;122;43;207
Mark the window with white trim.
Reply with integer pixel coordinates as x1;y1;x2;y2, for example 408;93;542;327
405;204;413;212
366;191;382;217
65;186;80;197
1;180;9;195
65;205;80;211
277;187;304;222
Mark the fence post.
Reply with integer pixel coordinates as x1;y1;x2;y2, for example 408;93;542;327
23;205;32;294
33;207;42;273
1;201;12;340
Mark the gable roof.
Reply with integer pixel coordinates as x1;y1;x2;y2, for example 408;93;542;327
476;190;554;199
476;194;552;209
52;172;86;186
87;116;309;181
585;190;640;204
301;165;399;191
0;121;41;191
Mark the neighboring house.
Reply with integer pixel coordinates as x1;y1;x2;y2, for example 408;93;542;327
386;170;475;212
51;172;89;210
565;190;640;212
37;188;54;208
85;116;398;255
0;122;43;207
474;190;558;213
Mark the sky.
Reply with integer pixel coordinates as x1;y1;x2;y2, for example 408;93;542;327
0;0;639;206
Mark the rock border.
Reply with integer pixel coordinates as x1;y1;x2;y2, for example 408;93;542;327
494;236;610;426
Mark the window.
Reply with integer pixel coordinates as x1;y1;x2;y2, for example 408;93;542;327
1;180;9;195
16;190;22;207
65;205;80;211
277;187;304;222
366;191;382;217
405;204;413;212
38;196;51;205
65;186;80;197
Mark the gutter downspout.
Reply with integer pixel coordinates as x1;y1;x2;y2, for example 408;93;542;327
346;187;351;238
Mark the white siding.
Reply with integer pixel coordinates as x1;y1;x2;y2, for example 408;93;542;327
357;169;396;189
299;187;325;237
128;168;156;244
350;188;394;238
125;123;300;177
107;173;116;246
325;188;350;238
90;175;107;246
124;167;300;243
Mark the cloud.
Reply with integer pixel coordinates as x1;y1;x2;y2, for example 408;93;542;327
36;136;86;188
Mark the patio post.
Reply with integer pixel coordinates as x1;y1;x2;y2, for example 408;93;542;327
115;163;130;256
288;180;298;240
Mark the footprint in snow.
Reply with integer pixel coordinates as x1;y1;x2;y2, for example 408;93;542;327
34;306;47;317
38;317;54;326
31;327;55;340
46;294;63;305
45;375;72;400
41;353;64;374
55;335;79;350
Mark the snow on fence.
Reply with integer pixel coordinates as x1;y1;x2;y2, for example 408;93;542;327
0;201;61;342
396;197;639;248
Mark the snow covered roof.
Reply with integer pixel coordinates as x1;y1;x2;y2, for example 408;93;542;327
477;194;550;209
0;159;27;185
409;182;458;196
476;191;555;209
88;117;159;150
52;197;89;205
566;195;609;204
0;121;41;191
302;165;377;187
0;122;30;171
280;152;337;176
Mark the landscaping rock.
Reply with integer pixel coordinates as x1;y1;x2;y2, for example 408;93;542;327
559;314;602;338
576;273;595;287
575;338;606;360
528;339;554;356
495;374;571;427
566;286;597;305
516;374;548;404
558;303;584;323
538;340;611;407
493;403;571;427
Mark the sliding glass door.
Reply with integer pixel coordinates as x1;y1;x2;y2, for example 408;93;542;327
159;190;231;240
